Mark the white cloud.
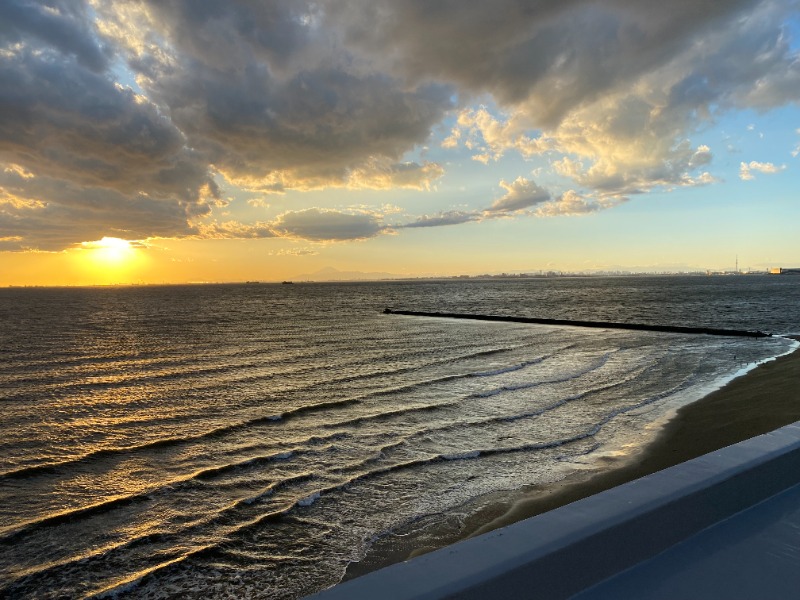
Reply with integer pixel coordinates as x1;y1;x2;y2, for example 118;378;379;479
446;107;552;163
346;159;445;191
195;221;276;240
269;247;319;257
247;198;272;208
536;190;625;217
739;161;786;180
440;127;461;149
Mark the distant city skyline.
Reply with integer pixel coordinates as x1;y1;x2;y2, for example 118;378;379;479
2;1;799;286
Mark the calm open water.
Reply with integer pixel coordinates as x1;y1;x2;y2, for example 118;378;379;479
1;276;798;599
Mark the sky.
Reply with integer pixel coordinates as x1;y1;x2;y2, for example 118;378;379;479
1;0;799;285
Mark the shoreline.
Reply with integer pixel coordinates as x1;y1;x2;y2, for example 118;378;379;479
344;339;800;581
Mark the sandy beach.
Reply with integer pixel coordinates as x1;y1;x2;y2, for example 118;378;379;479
346;341;800;580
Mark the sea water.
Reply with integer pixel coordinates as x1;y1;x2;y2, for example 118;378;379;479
0;276;798;599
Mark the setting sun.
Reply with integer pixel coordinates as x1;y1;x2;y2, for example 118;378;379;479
81;237;136;264
4;3;800;598
72;237;146;284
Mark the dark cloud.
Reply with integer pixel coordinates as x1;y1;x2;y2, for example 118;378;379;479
335;0;796;200
397;177;623;229
193;209;390;243
270;208;385;241
0;8;218;251
332;0;763;126
160;65;450;184
398;177;553;229
486;177;551;213
400;211;479;228
0;1;111;72
2;0;799;250
97;0;454;189
0;48;215;200
0;167;201;251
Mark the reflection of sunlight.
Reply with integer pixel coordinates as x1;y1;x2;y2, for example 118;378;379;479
77;237;144;283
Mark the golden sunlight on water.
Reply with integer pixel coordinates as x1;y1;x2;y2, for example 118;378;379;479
1;279;797;599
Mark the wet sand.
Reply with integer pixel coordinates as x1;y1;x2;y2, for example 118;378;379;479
345;341;800;581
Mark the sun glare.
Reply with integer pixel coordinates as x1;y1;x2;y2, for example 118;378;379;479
82;237;136;263
74;237;147;284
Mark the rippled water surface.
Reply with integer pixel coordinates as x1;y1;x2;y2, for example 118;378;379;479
1;276;798;598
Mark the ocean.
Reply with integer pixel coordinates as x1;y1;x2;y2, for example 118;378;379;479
1;276;798;599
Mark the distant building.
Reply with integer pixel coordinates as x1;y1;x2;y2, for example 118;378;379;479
769;268;800;275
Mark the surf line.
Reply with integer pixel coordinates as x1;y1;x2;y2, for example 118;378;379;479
383;309;771;338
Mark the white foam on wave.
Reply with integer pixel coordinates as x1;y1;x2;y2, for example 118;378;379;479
689;335;799;407
298;492;321;507
470;351;615;399
590;336;800;466
473;358;544;378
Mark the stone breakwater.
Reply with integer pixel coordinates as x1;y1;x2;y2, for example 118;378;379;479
383;309;772;338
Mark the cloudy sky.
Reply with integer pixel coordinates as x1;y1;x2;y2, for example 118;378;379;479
1;0;799;284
